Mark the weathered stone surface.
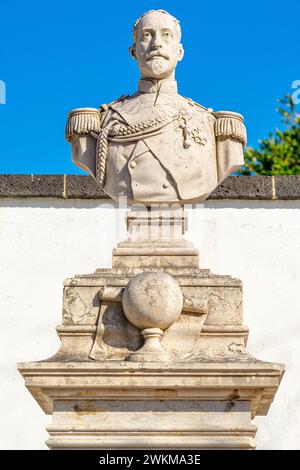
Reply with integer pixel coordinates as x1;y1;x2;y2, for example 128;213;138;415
0;174;64;198
18;360;284;449
66;175;107;199
210;175;273;200
274;175;300;200
1;175;300;200
62;286;100;325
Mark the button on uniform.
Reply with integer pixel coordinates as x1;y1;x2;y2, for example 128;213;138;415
118;148;179;202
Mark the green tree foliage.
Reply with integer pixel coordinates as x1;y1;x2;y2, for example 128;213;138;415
239;96;300;175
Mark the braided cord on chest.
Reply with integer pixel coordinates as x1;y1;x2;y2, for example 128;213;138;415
95;111;187;188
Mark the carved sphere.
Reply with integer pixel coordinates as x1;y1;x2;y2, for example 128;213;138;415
122;272;183;330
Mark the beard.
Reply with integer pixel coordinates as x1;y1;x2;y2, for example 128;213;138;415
142;57;173;77
147;57;167;75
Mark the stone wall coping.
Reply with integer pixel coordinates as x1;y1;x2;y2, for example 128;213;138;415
0;175;299;200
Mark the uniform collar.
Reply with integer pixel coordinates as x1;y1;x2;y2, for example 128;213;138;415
138;79;178;95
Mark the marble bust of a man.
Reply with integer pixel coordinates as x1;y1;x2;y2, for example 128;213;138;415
66;9;246;204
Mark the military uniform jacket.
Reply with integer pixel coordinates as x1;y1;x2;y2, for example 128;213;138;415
66;79;246;204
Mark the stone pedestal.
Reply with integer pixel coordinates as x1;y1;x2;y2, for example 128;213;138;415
18;208;284;449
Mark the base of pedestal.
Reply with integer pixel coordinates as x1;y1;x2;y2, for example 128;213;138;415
18;360;283;450
46;430;256;450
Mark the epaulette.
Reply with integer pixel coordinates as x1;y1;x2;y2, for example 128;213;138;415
184;97;214;113
65;108;101;141
214;110;247;146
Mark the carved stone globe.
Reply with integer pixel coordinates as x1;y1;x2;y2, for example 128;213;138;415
122;272;183;331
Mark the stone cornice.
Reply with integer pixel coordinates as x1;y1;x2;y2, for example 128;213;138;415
0;175;299;200
18;360;284;417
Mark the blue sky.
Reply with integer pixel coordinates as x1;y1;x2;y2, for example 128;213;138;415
0;0;299;174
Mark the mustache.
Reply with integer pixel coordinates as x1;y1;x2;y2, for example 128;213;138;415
146;51;170;61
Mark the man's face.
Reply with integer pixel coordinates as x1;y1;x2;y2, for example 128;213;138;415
134;12;183;80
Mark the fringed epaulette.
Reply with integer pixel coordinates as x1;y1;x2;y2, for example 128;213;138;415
214;110;247;146
65;95;129;141
65;108;101;141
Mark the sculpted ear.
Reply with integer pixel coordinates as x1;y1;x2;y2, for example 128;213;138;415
129;44;136;60
178;44;184;62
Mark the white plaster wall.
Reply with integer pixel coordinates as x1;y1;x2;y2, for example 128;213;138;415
0;197;299;449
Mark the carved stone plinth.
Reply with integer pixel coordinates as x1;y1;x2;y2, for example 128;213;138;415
48;268;246;362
